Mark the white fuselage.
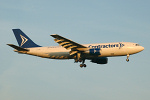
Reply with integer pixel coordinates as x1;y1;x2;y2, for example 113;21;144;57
17;42;144;59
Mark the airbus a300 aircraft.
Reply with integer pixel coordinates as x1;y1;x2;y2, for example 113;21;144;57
7;29;144;67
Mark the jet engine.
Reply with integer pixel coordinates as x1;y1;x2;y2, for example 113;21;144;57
91;57;108;64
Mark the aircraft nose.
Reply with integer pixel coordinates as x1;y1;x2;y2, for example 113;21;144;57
141;46;144;51
139;46;144;52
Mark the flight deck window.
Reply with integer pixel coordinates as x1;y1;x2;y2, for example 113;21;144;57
136;44;140;46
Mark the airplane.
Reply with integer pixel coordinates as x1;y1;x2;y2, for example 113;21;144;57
7;29;144;68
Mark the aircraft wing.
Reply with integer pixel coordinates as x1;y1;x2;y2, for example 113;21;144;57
50;34;88;55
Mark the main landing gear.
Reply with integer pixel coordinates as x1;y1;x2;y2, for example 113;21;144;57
126;54;129;62
74;53;87;68
80;59;86;68
74;59;86;68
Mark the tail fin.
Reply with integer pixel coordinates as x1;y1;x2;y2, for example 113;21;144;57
12;29;41;48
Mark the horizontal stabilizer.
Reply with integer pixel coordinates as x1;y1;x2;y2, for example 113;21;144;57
7;44;29;51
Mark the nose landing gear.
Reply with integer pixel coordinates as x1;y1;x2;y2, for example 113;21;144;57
126;54;129;62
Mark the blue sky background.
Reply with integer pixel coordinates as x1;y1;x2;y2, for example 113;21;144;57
0;0;150;100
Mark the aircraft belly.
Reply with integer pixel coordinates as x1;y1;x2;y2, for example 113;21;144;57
27;51;50;58
48;52;72;59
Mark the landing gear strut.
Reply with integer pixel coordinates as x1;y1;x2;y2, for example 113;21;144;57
126;54;129;62
74;59;86;68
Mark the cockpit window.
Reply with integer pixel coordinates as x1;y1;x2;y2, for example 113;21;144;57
135;44;140;46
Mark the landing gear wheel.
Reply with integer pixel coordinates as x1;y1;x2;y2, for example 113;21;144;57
126;59;129;62
80;64;83;68
79;59;82;62
83;64;86;67
80;64;86;68
75;59;78;62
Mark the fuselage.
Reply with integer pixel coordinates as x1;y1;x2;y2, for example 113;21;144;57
16;42;144;59
8;29;145;67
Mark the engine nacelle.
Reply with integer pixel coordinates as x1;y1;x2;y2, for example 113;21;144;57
91;57;108;64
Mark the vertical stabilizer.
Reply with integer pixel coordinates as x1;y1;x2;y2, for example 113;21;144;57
12;29;41;48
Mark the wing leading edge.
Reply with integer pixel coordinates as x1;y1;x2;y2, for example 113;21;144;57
50;34;88;55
